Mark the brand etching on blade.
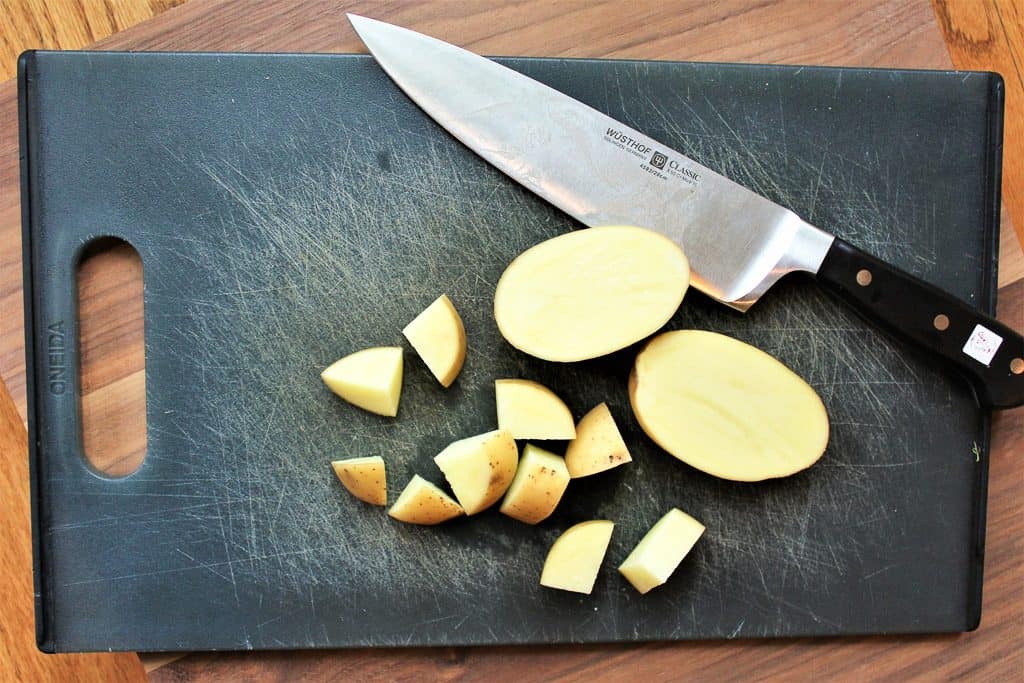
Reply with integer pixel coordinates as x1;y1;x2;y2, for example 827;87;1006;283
602;128;701;186
46;320;67;395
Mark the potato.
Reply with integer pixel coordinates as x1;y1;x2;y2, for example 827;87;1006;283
618;508;704;594
495;379;576;440
499;444;570;524
321;346;403;417
402;294;466;387
388;475;464;525
434;430;518;514
564;402;631;478
493;226;689;362
629;330;829;481
331;456;387;506
540;520;615;594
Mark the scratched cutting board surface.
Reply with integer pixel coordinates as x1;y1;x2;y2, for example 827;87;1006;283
19;52;1001;652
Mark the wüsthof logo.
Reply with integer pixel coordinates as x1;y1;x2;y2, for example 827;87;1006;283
650;151;668;169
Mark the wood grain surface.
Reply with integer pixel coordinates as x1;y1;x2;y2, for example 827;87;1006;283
0;1;1021;681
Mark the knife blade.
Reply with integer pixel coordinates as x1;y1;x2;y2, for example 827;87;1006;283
349;14;1024;409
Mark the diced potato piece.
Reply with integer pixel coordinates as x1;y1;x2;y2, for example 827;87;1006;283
493;226;689;361
331;456;387;506
500;444;570;524
388;475;464;525
321;346;403;417
495;379;575;440
434;430;518;514
630;330;829;481
402;294;467;387
564;402;631;477
619;508;704;594
540;520;615;594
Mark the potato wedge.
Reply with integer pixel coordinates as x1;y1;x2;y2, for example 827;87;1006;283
564;402;631;477
434;430;518;514
495;379;575;440
402;294;466;387
499;444;570;524
619;508;704;594
321;346;403;417
540;520;615;594
494;226;689;361
388;475;464;525
331;456;387;506
630;330;829;481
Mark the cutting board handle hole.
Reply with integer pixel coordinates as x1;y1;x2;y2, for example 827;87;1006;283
77;237;147;477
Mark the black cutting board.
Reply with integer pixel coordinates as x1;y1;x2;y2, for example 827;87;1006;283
19;51;1002;652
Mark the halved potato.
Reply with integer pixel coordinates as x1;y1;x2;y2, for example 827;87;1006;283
499;444;570;524
495;379;575;440
321;346;403;417
564;402;631;478
331;456;387;506
540;520;615;594
434;430;518;514
619;508;704;594
493;226;689;361
388;475;464;525
402;294;466;387
630;330;829;481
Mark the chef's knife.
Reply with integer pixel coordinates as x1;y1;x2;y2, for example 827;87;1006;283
348;15;1024;409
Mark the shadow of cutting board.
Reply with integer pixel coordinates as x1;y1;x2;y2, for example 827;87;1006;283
19;52;1002;652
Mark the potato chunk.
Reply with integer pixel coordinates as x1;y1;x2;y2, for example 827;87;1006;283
500;444;570;524
619;508;704;594
495;379;575;440
388;475;464;525
630;330;829;481
434;430;518;514
402;294;466;387
540;520;615;594
321;346;403;417
564;402;631;477
493;226;689;361
331;456;386;506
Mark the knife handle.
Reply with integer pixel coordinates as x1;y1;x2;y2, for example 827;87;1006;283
815;238;1024;409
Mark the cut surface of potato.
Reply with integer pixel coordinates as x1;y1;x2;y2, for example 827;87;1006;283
434;430;518;514
500;444;570;524
619;508;704;594
540;520;615;594
495;379;576;440
402;294;467;387
630;330;829;481
388;475;464;525
321;346;403;417
564;402;631;478
331;456;387;506
493;225;689;362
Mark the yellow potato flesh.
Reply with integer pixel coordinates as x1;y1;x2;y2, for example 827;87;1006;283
495;379;576;440
493;226;689;362
388;475;464;525
500;444;570;524
540;520;615;594
564;402;631;478
434;430;518;515
321;346;403;417
619;508;704;594
331;456;387;506
630;330;829;481
402;294;467;388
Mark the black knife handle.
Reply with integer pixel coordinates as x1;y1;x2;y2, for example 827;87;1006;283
816;238;1024;409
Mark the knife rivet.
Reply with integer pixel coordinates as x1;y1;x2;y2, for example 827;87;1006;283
856;269;872;287
1011;358;1024;375
933;314;950;331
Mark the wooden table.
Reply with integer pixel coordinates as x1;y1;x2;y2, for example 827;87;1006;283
0;1;1020;680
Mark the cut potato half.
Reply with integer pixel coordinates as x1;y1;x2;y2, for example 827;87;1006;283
564;402;631;477
321;346;403;417
540;520;615;594
500;444;571;524
494;226;689;361
495;379;576;440
331;456;387;506
388;475;464;525
630;330;829;481
434;430;518;514
619;508;704;594
402;294;466;387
